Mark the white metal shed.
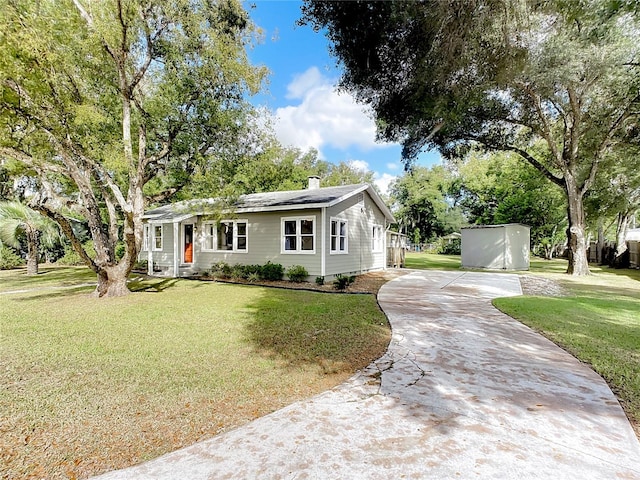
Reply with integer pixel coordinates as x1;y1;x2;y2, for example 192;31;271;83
461;224;530;271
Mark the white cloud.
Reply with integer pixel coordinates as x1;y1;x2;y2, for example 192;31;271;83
273;67;395;154
374;173;397;196
348;159;369;172
386;162;400;171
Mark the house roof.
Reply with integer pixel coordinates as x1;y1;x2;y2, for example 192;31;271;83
143;184;395;223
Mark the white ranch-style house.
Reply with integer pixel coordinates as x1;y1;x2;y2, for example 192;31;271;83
140;177;395;280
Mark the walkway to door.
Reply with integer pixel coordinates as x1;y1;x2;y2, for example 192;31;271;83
94;270;640;479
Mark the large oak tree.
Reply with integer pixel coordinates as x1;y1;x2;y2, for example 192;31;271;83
302;0;640;275
0;0;266;296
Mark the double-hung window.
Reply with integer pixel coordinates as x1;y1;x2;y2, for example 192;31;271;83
153;225;163;251
372;224;383;253
282;216;315;254
203;220;248;252
143;224;150;251
330;218;348;254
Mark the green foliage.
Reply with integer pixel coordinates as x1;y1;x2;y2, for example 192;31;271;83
209;261;284;281
437;238;461;255
210;261;233;279
259;261;284;281
0;245;24;270
390;165;463;243
453;150;567;254
302;0;640;276
287;265;308;283
333;274;356;290
133;260;148;272
58;241;96;266
315;276;325;286
0;0;267;295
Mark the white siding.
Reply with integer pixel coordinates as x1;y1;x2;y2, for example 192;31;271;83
324;191;387;277
461;224;530;271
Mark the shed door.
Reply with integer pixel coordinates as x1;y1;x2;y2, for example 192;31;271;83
183;224;194;264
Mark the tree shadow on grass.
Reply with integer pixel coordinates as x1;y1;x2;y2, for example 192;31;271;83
128;277;179;293
243;288;390;374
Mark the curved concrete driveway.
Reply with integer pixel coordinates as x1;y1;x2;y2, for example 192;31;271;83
95;270;640;479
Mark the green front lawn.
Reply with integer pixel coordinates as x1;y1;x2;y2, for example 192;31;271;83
0;267;389;479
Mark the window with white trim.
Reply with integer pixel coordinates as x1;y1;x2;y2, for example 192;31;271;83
204;220;248;252
372;224;383;252
330;218;348;254
143;224;150;251
203;223;216;251
282;216;315;253
153;225;163;251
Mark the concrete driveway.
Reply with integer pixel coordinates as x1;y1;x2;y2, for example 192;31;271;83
94;270;640;479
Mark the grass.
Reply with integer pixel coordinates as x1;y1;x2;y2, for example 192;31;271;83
404;252;462;270
0;266;390;479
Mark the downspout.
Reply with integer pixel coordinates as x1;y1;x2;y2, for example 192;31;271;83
147;223;153;276
173;222;180;278
385;221;391;270
321;207;326;277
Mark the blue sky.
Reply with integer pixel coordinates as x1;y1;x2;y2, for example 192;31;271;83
244;0;441;193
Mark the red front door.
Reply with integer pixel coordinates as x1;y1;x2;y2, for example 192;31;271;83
184;224;193;263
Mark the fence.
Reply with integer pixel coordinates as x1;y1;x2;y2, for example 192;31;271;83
387;232;406;268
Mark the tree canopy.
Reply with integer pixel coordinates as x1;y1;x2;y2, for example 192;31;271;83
301;0;640;275
0;0;266;295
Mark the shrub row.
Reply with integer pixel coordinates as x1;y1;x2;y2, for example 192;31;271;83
209;261;309;283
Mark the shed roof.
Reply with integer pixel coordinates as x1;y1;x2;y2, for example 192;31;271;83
627;228;640;241
143;184;395;223
461;223;530;230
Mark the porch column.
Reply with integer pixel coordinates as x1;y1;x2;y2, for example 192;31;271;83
173;221;180;277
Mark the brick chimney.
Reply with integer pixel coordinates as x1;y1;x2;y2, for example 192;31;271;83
308;176;320;190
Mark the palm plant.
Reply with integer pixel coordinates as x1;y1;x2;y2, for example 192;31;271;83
0;201;62;275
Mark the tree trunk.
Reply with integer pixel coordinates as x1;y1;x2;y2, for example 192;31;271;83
615;212;629;259
597;218;604;264
26;227;39;275
565;177;590;276
93;267;130;298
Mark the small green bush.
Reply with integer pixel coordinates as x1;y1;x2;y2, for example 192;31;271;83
315;276;324;286
247;272;261;283
57;241;96;266
287;265;308;283
133;259;148;272
0;246;25;270
230;263;248;280
210;261;232;279
437;238;461;255
333;274;355;290
260;261;284;281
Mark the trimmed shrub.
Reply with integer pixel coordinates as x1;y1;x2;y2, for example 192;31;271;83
210;261;232;279
333;274;355;290
0;246;25;270
287;265;308;283
315;276;324;286
260;261;284;281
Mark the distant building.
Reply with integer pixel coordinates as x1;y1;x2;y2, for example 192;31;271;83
461;224;530;271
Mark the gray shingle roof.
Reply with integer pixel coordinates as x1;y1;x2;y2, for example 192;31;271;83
143;184;395;222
